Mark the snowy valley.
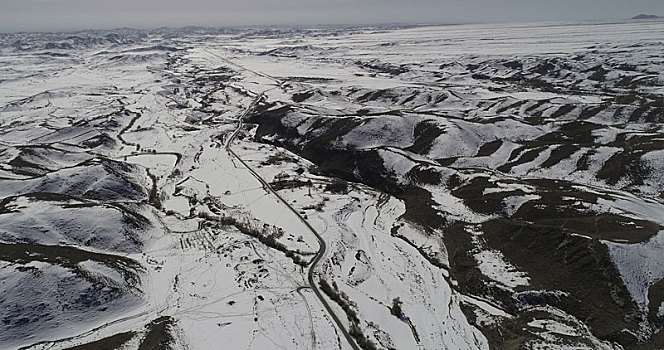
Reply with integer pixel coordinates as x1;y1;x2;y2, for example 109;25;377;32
1;20;664;349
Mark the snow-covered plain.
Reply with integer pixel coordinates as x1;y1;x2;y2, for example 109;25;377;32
1;19;664;349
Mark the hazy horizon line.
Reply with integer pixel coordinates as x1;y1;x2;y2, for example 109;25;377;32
2;15;660;35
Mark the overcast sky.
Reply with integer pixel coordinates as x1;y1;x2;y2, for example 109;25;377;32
1;0;663;32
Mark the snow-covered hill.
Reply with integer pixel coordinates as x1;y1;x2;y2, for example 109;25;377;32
1;20;663;349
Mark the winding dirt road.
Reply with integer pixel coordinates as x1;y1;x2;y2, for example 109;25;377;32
225;93;360;350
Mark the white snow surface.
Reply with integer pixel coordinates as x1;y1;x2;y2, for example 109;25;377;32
605;231;664;315
1;19;664;350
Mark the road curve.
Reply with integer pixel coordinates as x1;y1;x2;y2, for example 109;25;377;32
225;93;361;350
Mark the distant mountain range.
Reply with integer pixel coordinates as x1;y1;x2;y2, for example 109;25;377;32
632;14;662;19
